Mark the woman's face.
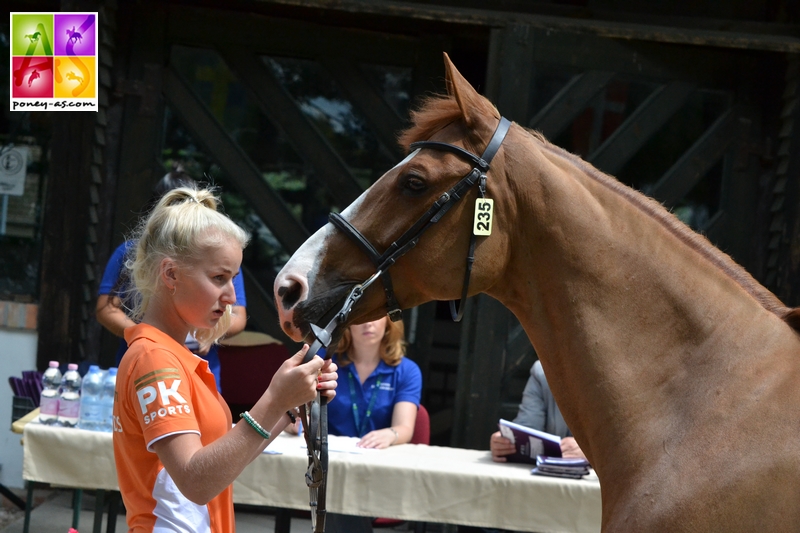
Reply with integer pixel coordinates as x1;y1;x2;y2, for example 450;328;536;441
349;316;388;351
172;237;242;330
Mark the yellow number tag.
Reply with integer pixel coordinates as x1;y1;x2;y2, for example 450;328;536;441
473;198;494;236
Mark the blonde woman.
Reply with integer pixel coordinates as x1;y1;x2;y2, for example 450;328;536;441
112;185;337;533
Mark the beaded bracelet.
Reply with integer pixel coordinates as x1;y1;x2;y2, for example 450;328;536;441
239;411;271;440
285;409;297;425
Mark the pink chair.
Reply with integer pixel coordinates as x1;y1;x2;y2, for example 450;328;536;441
218;341;290;413
410;404;431;445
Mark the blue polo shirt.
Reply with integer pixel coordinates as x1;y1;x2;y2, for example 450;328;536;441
97;240;247;390
327;355;422;438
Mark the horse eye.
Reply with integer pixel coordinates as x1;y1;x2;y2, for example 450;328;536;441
402;174;427;194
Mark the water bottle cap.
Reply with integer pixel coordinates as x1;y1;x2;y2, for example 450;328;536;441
108;367;118;375
89;365;100;372
49;361;59;367
68;363;78;370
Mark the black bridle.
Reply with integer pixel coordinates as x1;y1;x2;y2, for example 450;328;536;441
331;115;511;323
299;116;511;532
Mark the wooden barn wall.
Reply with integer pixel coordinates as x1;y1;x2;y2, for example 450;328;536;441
35;0;121;370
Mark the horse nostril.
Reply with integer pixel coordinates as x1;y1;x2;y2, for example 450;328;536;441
280;280;303;310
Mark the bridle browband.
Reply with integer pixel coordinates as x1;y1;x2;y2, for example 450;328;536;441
298;116;511;533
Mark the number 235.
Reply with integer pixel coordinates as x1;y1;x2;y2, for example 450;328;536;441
473;199;494;236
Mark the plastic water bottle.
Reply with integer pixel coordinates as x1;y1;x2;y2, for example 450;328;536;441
79;365;105;431
39;361;62;425
99;367;118;432
57;364;82;427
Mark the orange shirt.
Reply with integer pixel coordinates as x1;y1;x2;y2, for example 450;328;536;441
114;323;234;533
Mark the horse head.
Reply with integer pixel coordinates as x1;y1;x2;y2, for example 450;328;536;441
274;53;517;343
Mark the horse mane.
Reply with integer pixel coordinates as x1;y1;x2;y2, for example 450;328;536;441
536;135;800;330
396;93;800;331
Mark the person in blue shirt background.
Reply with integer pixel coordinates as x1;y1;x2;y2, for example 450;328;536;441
327;315;421;448
314;315;421;533
95;169;247;391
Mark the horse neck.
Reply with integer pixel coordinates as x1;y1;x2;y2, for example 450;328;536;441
489;136;789;469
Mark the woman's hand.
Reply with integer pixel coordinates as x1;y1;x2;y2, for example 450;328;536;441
489;430;516;462
263;345;338;412
357;427;398;449
356;401;417;448
317;357;338;400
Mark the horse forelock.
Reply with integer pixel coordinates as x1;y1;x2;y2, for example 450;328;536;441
527;134;794;325
397;94;499;154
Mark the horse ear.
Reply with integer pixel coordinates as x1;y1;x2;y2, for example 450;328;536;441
443;52;486;129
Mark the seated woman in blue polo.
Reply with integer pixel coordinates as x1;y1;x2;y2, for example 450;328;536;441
326;316;421;449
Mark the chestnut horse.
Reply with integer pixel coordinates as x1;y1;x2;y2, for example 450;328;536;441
274;53;800;532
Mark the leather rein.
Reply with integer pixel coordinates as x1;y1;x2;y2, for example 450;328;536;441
298;116;511;532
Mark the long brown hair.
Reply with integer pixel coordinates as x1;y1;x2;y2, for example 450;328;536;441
333;317;406;367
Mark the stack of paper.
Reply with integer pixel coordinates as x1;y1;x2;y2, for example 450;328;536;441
531;455;591;479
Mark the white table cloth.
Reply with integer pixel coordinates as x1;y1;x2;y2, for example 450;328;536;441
23;422;602;532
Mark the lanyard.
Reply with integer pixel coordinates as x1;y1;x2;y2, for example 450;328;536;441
348;370;382;437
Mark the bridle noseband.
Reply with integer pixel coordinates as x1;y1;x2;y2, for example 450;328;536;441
297;117;510;533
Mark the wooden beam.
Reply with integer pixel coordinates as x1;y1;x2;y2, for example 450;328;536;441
113;6;167;247
161;66;310;253
410;34;450;100
651;107;742;207
485;24;537;124
319;54;406;159
256;0;800;53
217;47;364;207
529;70;616;140
451;295;509;449
167;5;420;65
404;301;437;408
37;113;96;370
588;81;695;176
526;29;751;89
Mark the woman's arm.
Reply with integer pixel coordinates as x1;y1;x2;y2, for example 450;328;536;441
151;349;337;504
357;401;417;449
95;294;137;338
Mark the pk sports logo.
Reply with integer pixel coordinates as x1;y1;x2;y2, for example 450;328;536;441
135;368;191;425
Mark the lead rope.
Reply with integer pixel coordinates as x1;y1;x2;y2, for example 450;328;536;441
300;274;383;532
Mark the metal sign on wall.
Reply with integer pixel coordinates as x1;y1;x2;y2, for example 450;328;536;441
0;146;28;197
